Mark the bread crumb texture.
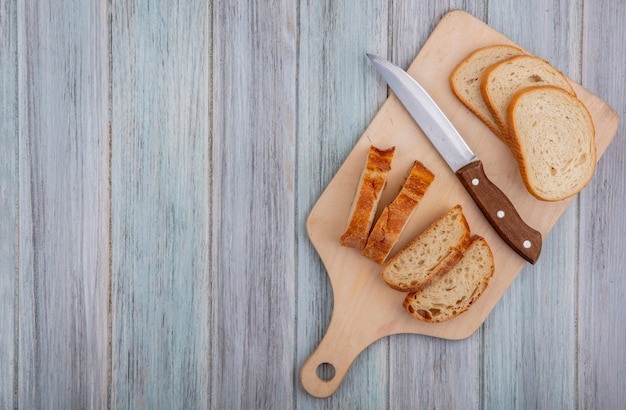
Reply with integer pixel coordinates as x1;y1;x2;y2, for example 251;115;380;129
508;86;596;201
381;205;470;292
403;236;494;323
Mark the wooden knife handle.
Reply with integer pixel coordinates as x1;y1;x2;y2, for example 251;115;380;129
456;161;542;264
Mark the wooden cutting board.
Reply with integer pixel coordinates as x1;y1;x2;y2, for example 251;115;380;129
300;10;620;398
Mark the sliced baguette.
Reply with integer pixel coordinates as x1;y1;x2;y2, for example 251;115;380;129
480;55;575;142
507;85;596;201
381;205;471;292
362;161;435;265
450;44;527;140
340;145;396;249
403;235;494;323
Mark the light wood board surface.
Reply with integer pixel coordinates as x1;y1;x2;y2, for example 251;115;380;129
300;10;619;398
1;1;625;408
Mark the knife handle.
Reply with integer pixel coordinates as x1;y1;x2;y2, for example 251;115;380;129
456;161;542;264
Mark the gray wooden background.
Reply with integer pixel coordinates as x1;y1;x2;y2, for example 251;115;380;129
1;0;625;408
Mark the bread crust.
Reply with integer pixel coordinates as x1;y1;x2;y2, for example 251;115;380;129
506;85;596;201
340;145;395;249
449;44;527;141
362;161;435;264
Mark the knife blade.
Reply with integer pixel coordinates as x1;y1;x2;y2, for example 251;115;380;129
367;53;542;264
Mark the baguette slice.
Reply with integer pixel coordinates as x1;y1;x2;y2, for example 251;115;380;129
340;145;396;249
507;85;596;201
481;55;575;142
450;44;527;140
381;205;470;292
403;235;494;323
362;161;435;264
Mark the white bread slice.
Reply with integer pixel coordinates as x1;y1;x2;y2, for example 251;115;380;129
403;235;494;323
450;44;527;140
506;85;596;201
381;205;470;292
340;145;395;249
362;161;435;265
481;55;575;142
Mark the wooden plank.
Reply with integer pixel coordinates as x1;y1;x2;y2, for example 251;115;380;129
110;1;211;408
578;1;626;408
295;0;389;405
482;1;582;408
388;3;487;408
209;1;297;407
0;0;17;407
390;2;488;69
16;0;110;408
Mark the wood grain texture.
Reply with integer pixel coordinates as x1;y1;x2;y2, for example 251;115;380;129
16;0;110;408
296;0;389;406
2;1;625;408
0;0;17;407
578;1;626;408
482;1;583;408
210;0;296;407
110;1;211;408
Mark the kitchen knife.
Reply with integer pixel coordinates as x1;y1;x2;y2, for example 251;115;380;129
367;53;542;264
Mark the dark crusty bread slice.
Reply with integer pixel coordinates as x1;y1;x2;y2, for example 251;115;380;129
450;44;527;140
506;85;596;201
381;205;471;292
340;145;395;249
480;55;575;143
362;161;435;265
403;235;494;323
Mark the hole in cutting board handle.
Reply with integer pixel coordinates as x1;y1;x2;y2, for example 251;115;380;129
316;362;336;381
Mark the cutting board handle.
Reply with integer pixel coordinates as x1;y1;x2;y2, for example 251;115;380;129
300;310;378;398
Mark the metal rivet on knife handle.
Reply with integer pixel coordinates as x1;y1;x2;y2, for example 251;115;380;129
456;161;542;264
